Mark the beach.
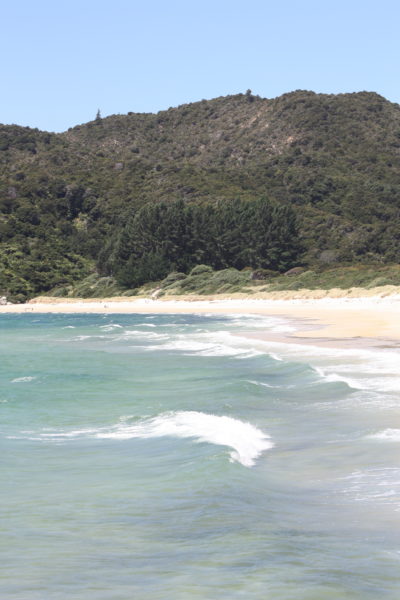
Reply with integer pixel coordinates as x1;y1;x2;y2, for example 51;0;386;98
2;292;400;347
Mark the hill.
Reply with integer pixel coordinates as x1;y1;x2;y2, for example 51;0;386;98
1;90;400;300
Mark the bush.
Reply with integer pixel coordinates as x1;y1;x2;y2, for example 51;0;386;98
189;264;214;276
365;277;396;288
51;286;70;297
162;272;187;286
210;268;250;285
251;269;279;280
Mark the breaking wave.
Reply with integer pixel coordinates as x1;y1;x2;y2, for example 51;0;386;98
11;376;36;383
13;412;273;467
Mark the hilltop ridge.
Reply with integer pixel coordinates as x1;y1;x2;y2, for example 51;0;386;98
1;90;400;300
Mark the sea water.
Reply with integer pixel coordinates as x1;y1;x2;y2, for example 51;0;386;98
1;312;400;599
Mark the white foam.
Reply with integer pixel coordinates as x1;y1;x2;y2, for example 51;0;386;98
226;314;296;333
11;376;36;383
38;427;101;438
368;429;400;441
312;366;358;388
340;468;400;507
97;411;273;467
268;352;283;362
122;330;169;340
247;380;276;389
142;331;264;358
247;379;295;390
19;412;273;467
68;334;110;342
237;337;400;393
146;339;262;358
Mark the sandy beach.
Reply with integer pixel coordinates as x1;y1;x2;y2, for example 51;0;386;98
2;292;400;348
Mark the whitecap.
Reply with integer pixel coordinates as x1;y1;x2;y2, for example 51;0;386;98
71;335;107;341
312;367;359;389
11;376;36;383
268;352;283;362
368;429;400;442
237;337;400;394
247;380;281;389
18;412;273;467
141;331;265;358
121;330;169;340
144;338;263;358
96;411;273;467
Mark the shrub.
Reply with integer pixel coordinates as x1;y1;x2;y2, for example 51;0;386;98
210;268;250;285
251;269;279;280
190;264;214;276
162;272;187;286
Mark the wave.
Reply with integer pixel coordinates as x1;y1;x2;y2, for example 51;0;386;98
121;330;169;340
241;338;400;393
72;335;107;341
141;331;265;358
11;376;36;383
14;412;273;467
340;468;400;507
99;324;123;331
312;366;358;388
95;411;274;467
225;314;296;333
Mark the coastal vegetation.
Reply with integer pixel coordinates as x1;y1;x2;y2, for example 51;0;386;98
1;90;400;301
50;264;400;300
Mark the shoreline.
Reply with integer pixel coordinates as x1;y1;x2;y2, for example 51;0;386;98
1;293;400;348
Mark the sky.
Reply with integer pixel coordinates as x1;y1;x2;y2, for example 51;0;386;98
2;0;399;132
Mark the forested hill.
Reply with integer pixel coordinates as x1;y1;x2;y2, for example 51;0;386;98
1;89;400;300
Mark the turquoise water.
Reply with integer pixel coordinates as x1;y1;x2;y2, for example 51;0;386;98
1;312;400;599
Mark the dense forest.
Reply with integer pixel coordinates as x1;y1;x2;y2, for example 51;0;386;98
1;89;400;300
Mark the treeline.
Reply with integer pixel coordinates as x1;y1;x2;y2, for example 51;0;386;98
99;198;302;287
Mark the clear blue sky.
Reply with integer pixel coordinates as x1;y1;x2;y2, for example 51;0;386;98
2;0;399;132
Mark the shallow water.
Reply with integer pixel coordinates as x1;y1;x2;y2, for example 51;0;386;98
1;312;400;599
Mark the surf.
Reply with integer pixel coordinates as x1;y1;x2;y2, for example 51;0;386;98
18;411;273;467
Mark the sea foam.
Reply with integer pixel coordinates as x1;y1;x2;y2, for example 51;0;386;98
11;376;36;383
19;412;273;467
141;331;264;358
97;411;273;467
368;429;400;441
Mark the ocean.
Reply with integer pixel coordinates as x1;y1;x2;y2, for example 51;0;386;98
1;312;400;599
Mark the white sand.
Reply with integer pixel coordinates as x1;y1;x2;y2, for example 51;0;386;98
2;293;400;343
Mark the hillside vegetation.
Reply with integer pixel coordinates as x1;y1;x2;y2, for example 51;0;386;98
1;90;400;300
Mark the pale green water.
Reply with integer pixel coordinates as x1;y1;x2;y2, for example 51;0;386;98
1;312;400;599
